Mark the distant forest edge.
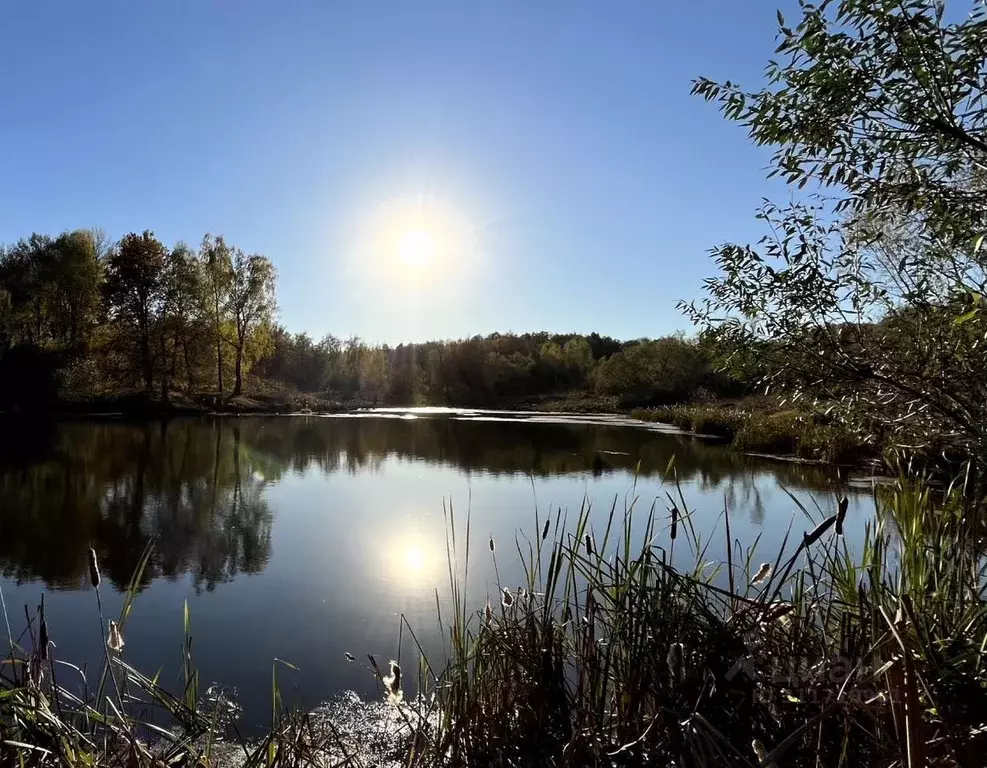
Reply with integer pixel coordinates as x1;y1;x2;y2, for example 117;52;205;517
0;229;743;414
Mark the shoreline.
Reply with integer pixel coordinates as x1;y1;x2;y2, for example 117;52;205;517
0;395;887;474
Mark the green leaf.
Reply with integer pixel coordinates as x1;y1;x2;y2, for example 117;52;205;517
954;309;979;325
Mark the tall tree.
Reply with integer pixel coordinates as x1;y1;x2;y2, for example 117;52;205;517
159;242;204;396
227;248;276;396
1;234;55;345
562;337;594;384
687;0;987;474
105;231;167;390
49;230;103;348
199;234;233;394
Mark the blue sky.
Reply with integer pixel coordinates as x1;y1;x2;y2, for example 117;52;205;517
0;1;791;344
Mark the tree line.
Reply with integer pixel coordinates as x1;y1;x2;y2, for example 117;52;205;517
255;327;742;407
0;228;742;410
0;229;276;408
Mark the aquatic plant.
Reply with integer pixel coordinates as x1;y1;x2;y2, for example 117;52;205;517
2;477;985;766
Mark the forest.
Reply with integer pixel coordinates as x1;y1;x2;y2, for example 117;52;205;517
0;229;742;412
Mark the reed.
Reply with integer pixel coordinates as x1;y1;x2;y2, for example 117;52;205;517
2;477;984;766
416;478;987;765
633;404;868;464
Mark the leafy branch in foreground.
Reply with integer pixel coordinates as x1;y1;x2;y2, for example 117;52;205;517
685;0;987;484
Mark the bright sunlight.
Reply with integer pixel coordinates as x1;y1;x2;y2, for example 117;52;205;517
396;228;437;268
353;194;478;286
404;545;426;571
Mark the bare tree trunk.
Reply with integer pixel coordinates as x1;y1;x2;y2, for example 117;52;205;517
34;301;43;344
141;328;153;391
170;333;179;381
184;342;196;393
69;306;78;349
233;339;244;396
214;293;224;394
159;328;169;404
216;326;224;394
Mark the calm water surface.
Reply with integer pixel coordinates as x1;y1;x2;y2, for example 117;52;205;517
0;410;876;728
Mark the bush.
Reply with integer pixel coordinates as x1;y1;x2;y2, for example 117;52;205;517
733;410;801;455
632;404;745;438
798;421;868;464
634;403;873;464
688;406;746;438
57;354;104;401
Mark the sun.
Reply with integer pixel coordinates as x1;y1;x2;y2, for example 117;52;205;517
354;194;479;295
404;545;426;572
396;228;436;268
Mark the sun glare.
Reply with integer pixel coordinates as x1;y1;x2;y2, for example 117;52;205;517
379;527;441;588
354;194;478;291
404;545;426;572
396;228;436;268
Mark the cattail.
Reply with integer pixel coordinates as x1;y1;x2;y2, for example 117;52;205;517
765;601;795;622
484;600;493;624
750;562;772;586
28;654;43;690
488;536;495;553
344;652;356;662
87;547;100;588
38;597;49;662
835;496;849;535
384;660;403;703
542;518;551;541
670;505;679;540
502;588;514;608
802;514;837;548
39;615;49;662
585;534;594;556
667;642;685;684
752;739;769;764
107;620;125;653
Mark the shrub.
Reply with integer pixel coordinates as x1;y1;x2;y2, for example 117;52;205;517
424;484;987;765
632;404;745;439
733;410;801;455
634;403;873;464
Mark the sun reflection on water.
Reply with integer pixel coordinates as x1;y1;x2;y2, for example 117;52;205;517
380;530;442;589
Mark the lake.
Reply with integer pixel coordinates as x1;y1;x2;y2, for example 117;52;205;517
0;409;875;729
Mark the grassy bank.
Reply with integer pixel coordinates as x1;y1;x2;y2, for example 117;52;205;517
37;381;620;419
424;483;987;766
3;478;985;765
631;402;877;465
526;392;623;413
19;387;378;419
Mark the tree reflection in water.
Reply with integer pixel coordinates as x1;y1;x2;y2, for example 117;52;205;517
0;420;273;591
0;413;848;591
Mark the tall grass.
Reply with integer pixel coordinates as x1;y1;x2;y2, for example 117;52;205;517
2;478;985;766
0;540;382;766
632;404;870;464
418;478;987;766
